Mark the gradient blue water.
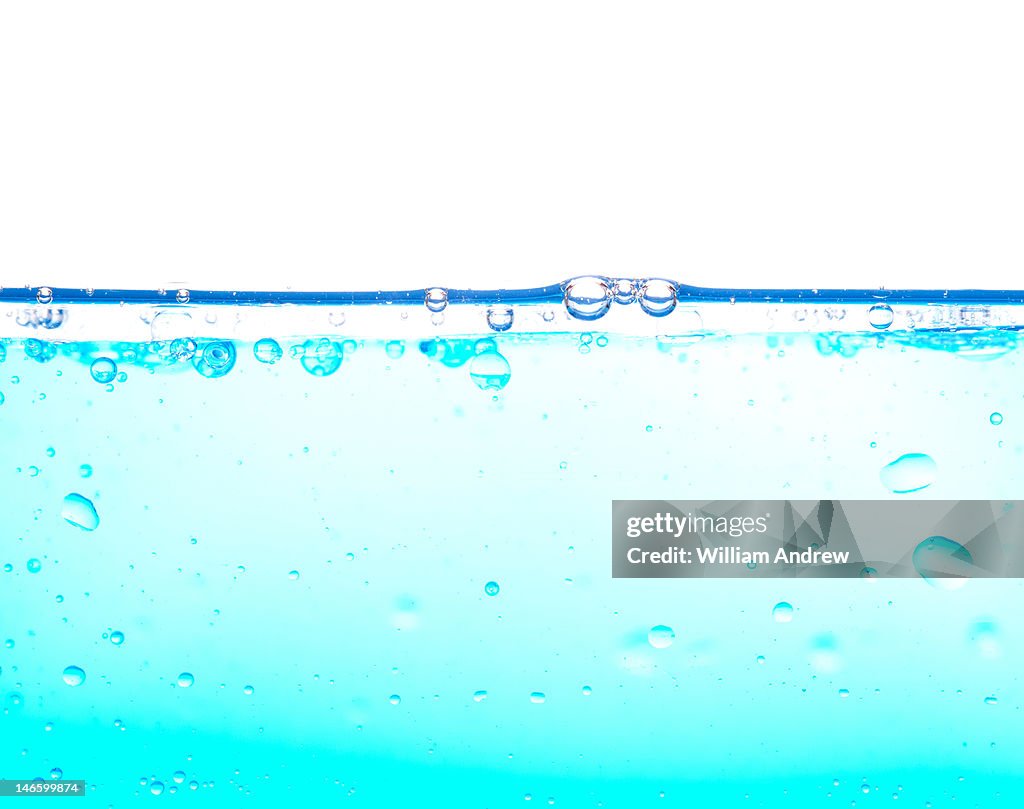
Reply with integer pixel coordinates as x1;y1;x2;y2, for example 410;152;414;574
1;326;1021;807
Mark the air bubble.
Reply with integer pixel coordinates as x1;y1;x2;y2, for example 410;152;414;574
253;338;283;365
389;694;401;705
880;453;937;494
61;493;99;531
176;289;190;304
913;536;974;589
170;337;197;362
564;277;612;321
469;352;511;391
243;685;254;696
177;672;195;688
385;341;405;359
473;690;488;702
612;279;636;304
110;631;125;645
648;625;675;649
529;692;546;704
868;303;894;329
772;602;794;623
484;581;500;596
990;412;1003;426
425;288;448;313
638;280;677;317
27;558;42;573
486;306;514;332
62;665;86;687
79;464;93;478
37;287;54;305
193;341;237;379
90;358;117;384
299;339;344;377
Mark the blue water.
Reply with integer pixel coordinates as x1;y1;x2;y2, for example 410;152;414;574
1;290;1022;806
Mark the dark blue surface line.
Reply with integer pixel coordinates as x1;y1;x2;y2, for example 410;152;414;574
2;281;1024;306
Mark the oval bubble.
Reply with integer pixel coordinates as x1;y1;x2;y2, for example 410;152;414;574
913;536;974;589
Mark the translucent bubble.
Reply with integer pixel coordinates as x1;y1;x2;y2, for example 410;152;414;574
243;685;254;696
176;289;190;304
969;619;1001;659
37;287;53;305
612;279;637;305
868;303;894;329
385;340;405;359
425;287;448;313
253;338;283;365
389;694;401;705
839;688;851;698
772;602;794;623
984;695;998;705
78;464;93;478
50;767;62;779
150;782;165;796
110;631;125;646
193;341;237;378
27;558;42;573
484;581;500;596
756;655;766;664
990;412;1003;426
0;344;5;363
62;665;86;687
61;493;100;531
328;310;346;327
170;337;197;362
913;536;974;589
529;692;546;704
299;339;344;377
475;338;497;355
469;351;511;391
648;625;675;649
638;280;678;317
473;690;488;702
880;453;937;494
90;358;118;384
25;339;57;363
173;771;186;784
177;672;195;688
486;306;514;332
564;276;612;321
288;570;300;581
582;685;593;695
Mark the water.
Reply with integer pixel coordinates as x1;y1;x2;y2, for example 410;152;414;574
1;283;1023;806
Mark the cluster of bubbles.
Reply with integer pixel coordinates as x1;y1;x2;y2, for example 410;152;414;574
420;338;512;392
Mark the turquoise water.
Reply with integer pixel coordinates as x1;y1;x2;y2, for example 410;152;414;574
1;317;1022;806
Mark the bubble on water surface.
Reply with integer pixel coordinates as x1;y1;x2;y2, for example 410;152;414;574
612;279;636;305
469;352;511;391
880;453;936;494
299;339;344;377
62;666;85;686
868;303;894;329
772;602;794;623
638;280;677;317
176;289;190;303
913;536;974;589
425;288;448;313
647;625;675;649
193;341;237;378
61;493;99;531
564;277;612;321
36;287;53;305
253;338;283;364
385;340;405;359
90;358;117;384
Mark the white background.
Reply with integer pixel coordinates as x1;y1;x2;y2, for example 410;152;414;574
1;2;1022;292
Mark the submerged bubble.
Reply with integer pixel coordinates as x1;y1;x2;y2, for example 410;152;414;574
772;602;794;623
243;685;254;696
193;341;237;379
469;352;511;391
385;340;405;359
110;631;125;646
170;337;197;362
61;493;100;531
150;782;165;796
529;692;546;704
299;339;344;377
647;625;675;649
78;464;93;478
27;558;42;573
486;306;514;332
638;280;677;317
425;287;448;313
253;338;283;365
90;358;118;384
880;453;937;494
389;694;401;705
984;695;998;705
288;570;300;581
62;665;86;686
990;412;1003;426
868;303;894;329
473;690;488;702
177;672;195;688
564;277;612;321
173;771;186;784
484;581;500;596
913;536;974;589
0;344;6;362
